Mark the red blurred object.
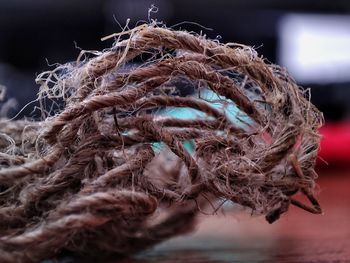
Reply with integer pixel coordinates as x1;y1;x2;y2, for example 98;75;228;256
318;121;350;165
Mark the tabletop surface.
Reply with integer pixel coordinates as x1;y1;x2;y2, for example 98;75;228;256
132;169;350;263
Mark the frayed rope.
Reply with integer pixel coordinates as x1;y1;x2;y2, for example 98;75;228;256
0;24;323;262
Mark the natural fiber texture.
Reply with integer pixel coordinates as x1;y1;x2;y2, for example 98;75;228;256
0;24;323;262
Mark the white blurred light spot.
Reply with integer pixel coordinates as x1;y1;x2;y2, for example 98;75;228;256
278;14;350;83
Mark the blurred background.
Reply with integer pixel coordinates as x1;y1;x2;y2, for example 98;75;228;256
0;1;349;261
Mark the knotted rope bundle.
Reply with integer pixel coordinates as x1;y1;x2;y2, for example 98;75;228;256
0;25;323;262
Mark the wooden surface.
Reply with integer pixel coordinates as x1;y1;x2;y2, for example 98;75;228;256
127;169;350;263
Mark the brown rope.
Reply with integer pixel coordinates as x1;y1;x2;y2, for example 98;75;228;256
0;24;323;262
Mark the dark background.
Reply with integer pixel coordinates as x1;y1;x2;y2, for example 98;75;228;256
0;0;350;121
